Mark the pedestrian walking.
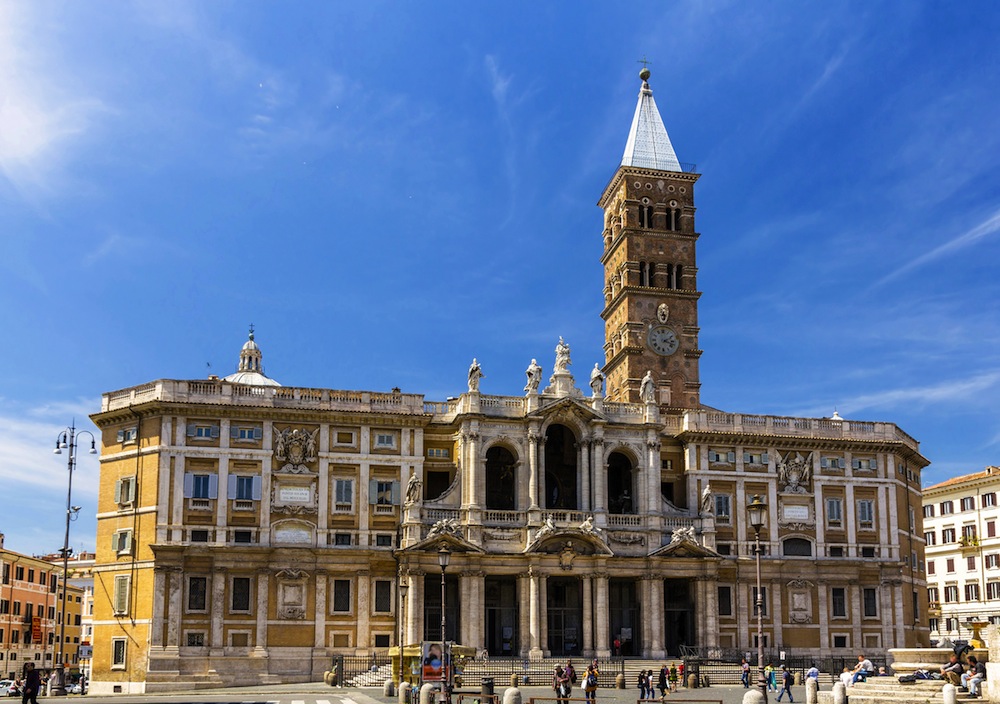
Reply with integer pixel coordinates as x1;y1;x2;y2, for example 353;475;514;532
765;663;776;692
658;665;668;699
668;664;678;692
20;663;40;704
741;658;750;688
584;662;599;702
776;665;794;702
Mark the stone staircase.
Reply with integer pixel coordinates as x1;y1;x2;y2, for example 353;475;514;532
818;679;950;704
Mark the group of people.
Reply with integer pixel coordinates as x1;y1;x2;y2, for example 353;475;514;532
552;660;601;701
941;651;987;698
635;664;681;699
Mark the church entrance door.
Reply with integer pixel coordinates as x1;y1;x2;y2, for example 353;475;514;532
484;576;518;656
546;577;582;656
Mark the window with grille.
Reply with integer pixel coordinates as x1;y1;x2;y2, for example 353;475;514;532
188;577;207;612
832;588;847;617
374;580;392;613
863;588;878;617
231;577;251;613
333;580;351;613
111;638;126;668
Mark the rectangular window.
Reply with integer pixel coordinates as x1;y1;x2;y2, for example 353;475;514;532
111;638;126;668
821;457;846;469
186;632;205;647
718;586;732;616
190;530;209;542
334;533;352;546
826;498;843;525
829;546;844;557
113;575;130;615
375;534;393;547
984;493;997;508
861;546;877;558
743;451;768;465
941;501;954;515
233;530;253;544
966;583;981;601
27;569;34;583
714;495;731;523
987;582;1000;600
372;480;398;506
192;475;211;499
114;476;136;506
987;554;999;569
924;505;935;518
942;528;956;543
335;431;354;445
924;531;936;545
863;588;878;617
14;566;23;581
374;580;392;613
234;476;256;501
230;425;262;442
928;587;939;603
990;521;997;538
852;458;877;470
968;556;977;570
188;577;207;612
334;479;354;511
963;524;978;540
116;427;137;444
374;433;397;449
947;558;955;572
231;577;251;613
944;585;959;602
187;423;220;440
752;586;767;617
962;496;975;511
832;587;847;617
0;600;5;615
427;448;450;459
112;530;133;555
857;499;874;528
333;580;351;613
708;450;735;463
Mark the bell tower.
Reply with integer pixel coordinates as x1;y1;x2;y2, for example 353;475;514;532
599;68;702;408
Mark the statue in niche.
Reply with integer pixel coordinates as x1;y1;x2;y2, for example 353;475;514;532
468;358;484;392
701;484;713;515
589;364;605;397
639;371;656;403
778;451;813;493
524;359;542;393
554;337;571;372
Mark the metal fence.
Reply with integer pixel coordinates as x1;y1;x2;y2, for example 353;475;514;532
456;657;625;688
679;652;891;686
333;651;392;684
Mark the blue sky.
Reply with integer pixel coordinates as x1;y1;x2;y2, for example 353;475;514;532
2;1;1000;556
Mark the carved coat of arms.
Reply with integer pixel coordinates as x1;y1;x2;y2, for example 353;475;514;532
777;451;812;493
274;428;319;473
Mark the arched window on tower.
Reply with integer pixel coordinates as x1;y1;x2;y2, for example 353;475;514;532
665;263;674;290
639;205;653;229
666;208;681;231
675;264;684;290
485;446;517;511
648;262;656;287
638;262;648;287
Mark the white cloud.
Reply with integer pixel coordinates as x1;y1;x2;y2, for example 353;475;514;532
0;4;109;199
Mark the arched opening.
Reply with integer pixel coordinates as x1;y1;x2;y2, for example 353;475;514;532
485;446;517;510
607;451;634;514
665;263;674;290
544;424;578;510
783;538;812;557
638;261;648;287
639;205;653;229
648;262;656;287
674;264;684;290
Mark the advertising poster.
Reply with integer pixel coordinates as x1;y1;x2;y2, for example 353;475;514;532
422;641;446;682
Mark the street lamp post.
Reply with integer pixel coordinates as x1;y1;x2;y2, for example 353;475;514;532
399;572;409;683
747;494;768;703
51;422;96;697
438;546;451;703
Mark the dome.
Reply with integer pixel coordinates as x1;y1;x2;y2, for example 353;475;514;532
222;327;280;386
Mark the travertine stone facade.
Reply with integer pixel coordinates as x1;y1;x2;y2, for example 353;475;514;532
87;70;930;693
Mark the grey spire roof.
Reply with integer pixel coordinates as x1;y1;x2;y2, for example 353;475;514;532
621;69;682;172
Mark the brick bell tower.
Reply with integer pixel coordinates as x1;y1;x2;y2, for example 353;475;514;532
599;67;702;408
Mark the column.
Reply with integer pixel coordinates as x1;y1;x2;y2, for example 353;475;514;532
460;572;474;646
357;571;371;649
468;428;481;508
703;575;719;650
472;572;485;650
640;578;651;656
539;574;549;656
359;462;371;534
646;434;660;514
650;578;665;658
406;571;423;646
210;567;226;651
894;581;905;647
315;572;328;648
850;584;862;648
216;456;229;542
594;574;610;656
255;569;269;651
845;484;857;555
529;568;542;658
593;439;606;515
261;425;273;542
519;573;530;657
167;568;183;648
817;581;830;650
528;426;540;510
580;438;591;512
582;575;593;655
151;568;168;648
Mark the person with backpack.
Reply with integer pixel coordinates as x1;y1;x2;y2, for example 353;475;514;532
566;661;577;689
553;666;570;699
584;662;599;701
776;665;794;703
741;658;751;688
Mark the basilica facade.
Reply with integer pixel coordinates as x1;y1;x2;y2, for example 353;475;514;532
88;70;930;693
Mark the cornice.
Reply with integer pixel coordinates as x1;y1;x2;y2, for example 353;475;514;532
598;166;700;207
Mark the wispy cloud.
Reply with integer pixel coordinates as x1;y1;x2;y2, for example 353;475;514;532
872;208;1000;288
0;4;109;201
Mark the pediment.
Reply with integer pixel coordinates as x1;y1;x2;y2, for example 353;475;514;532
527;396;603;423
401;531;485;555
648;537;720;559
524;528;613;556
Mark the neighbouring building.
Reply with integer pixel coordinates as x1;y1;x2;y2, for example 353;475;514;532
0;536;83;680
923;467;1000;643
88;68;930;693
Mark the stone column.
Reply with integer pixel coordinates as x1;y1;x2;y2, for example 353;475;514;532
817;580;830;650
646;435;660;515
519;572;530;657
850;584;862;649
529;568;542;659
406;571;424;646
357;571;371;649
216;456;229;542
703;574;719;650
255;569;269;651
167;568;183;648
315;571;328;648
472;571;485;650
151;567;168;648
539;574;549;656
260;426;273;543
528;426;540;510
595;573;610;657
210;567;227;651
359;461;371;534
593;438;606;516
468;429;481;508
650;577;665;658
582;575;594;656
580;438;591;512
640;577;651;656
460;572;474;647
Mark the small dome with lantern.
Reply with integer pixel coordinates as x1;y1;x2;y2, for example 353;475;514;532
223;327;281;386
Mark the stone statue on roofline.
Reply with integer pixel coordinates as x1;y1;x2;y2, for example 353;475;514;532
589;364;605;397
639;371;656;403
525;359;542;393
468;358;483;392
554;337;571;373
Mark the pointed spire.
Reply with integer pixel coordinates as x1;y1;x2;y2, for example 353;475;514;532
621;67;682;172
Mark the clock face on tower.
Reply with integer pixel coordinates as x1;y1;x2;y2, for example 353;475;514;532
648;325;679;356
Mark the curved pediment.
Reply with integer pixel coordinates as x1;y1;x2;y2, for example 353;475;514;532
524;528;613;556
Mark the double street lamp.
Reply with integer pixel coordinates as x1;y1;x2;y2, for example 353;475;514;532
51;422;96;696
747;494;768;703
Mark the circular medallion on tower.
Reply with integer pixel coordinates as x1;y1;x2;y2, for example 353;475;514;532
648;325;679;356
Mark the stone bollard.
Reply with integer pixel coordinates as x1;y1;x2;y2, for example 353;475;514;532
805;678;817;704
503;686;522;704
794;672;801;686
616;673;625;689
420;683;436;704
832;681;846;704
399;681;412;704
324;671;333;686
384;680;395;697
942;683;957;704
687;674;697;689
510;674;519;688
742;689;766;704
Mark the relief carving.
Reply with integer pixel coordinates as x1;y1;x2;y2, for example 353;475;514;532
273;428;319;474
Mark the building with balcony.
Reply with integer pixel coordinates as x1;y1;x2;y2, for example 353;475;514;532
923;467;1000;643
87;69;930;693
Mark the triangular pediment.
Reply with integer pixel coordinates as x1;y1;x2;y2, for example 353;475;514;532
524;527;613;556
527;396;603;423
648;537;720;559
401;530;485;555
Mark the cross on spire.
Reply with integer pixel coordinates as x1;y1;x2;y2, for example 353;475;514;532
637;55;652;70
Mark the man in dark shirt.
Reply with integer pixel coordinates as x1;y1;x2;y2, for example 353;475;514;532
941;654;964;686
